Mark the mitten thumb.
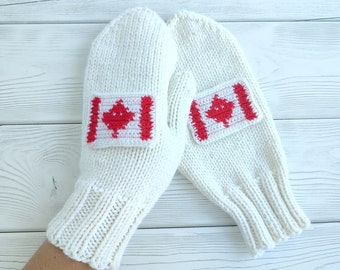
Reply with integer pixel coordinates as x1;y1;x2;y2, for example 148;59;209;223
168;71;196;135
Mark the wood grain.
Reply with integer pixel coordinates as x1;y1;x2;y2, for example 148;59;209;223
0;223;339;270
1;1;339;269
0;119;339;231
1;22;339;124
1;0;340;23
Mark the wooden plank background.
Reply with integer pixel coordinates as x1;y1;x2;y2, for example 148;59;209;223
1;223;340;270
1;22;340;124
0;0;339;269
1;0;340;22
1;120;340;231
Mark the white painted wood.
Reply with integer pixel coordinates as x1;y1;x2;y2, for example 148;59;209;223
0;223;340;270
0;1;339;269
1;119;339;231
0;0;340;23
1;23;339;124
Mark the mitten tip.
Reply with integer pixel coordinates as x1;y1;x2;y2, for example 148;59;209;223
167;10;214;28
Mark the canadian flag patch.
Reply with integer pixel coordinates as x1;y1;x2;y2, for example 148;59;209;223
86;94;157;148
189;80;262;144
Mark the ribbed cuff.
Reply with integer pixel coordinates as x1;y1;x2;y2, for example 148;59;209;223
47;182;147;270
216;173;310;256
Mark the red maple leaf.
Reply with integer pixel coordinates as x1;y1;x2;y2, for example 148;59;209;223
102;99;135;138
206;94;234;128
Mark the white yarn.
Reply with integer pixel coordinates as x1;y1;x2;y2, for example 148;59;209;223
168;11;310;256
47;8;195;270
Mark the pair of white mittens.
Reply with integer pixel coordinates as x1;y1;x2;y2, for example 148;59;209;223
47;7;309;270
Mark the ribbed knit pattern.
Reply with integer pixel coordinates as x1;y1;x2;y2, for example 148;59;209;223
47;8;195;270
168;11;310;256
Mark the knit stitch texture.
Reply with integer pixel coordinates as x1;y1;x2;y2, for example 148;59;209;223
168;11;310;256
47;8;195;270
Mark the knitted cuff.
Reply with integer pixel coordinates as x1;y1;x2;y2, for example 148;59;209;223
47;182;148;270
216;172;310;256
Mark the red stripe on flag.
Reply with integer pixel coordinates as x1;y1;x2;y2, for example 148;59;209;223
139;96;153;141
190;100;208;141
86;97;101;143
233;83;257;120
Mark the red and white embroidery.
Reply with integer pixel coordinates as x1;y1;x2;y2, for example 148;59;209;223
86;94;156;148
189;80;262;144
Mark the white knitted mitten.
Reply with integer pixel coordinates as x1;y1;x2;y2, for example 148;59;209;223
168;11;310;256
47;8;195;270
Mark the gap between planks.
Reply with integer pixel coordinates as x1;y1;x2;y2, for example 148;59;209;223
0;223;340;270
2;219;340;235
1;0;340;23
1;117;340;127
